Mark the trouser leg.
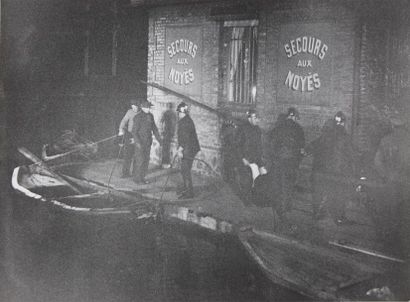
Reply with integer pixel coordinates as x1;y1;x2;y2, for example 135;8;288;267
133;145;143;182
122;143;135;176
140;144;151;180
278;160;297;213
312;172;327;218
327;177;349;221
162;137;171;165
181;158;194;195
283;167;297;212
236;165;252;203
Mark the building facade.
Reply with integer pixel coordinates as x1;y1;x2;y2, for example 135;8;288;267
143;0;410;175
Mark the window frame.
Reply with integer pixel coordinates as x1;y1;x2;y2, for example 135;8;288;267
222;19;259;106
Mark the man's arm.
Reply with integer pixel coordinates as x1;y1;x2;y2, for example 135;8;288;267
151;114;162;144
234;126;247;164
118;110;130;136
131;115;142;147
297;123;305;148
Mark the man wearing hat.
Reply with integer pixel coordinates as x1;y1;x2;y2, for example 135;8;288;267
176;102;200;199
305;111;356;224
270;107;305;218
234;108;264;203
131;100;162;184
118;99;140;178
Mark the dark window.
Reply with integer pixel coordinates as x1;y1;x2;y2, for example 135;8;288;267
224;20;258;104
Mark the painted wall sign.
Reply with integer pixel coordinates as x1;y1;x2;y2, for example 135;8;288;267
165;27;202;96
277;23;333;105
283;36;328;92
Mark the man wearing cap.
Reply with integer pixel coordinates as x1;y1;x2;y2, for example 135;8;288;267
176;102;200;199
160;102;177;169
234;109;264;203
118;99;140;178
305;111;356;224
131;100;162;184
270;107;305;217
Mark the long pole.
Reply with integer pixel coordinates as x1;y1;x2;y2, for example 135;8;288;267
43;135;117;162
329;241;405;263
140;80;229;119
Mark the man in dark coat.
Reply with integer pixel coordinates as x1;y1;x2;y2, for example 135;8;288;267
160;102;177;169
176;102;200;199
118;99;140;178
221;119;237;184
306;111;356;224
234;109;264;203
270;107;305;215
131;100;162;184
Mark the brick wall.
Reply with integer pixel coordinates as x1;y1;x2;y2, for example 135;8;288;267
147;5;222;175
146;0;408;174
259;2;358;145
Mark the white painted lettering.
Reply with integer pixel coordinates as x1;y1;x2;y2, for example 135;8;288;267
192;44;197;58
284;71;321;92
319;44;328;60
168;68;175;81
296;37;302;53
290;40;297;56
307;74;314;91
292;74;300;90
166;39;198;59
313;73;321;88
167;46;173;58
302;36;308;52
285;70;295;88
284;44;292;58
188;69;194;82
188;41;193;56
308;37;315;53
300;76;307;92
168;68;195;86
313;38;321;56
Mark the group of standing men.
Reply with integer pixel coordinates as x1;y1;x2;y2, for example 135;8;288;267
232;106;356;227
118;99;200;199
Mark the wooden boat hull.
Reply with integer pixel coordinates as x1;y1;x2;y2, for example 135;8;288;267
11;157;395;301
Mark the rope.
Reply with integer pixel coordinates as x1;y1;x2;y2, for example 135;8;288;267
107;135;125;197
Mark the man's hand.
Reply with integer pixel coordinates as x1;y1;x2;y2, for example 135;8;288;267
118;130;124;136
177;147;183;158
259;166;268;175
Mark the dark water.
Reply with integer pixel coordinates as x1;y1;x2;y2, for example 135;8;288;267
1;193;306;302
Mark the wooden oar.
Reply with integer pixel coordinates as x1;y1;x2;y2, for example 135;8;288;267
141;80;247;124
329;240;405;263
43;134;117;162
141;80;222;116
18;147;82;194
